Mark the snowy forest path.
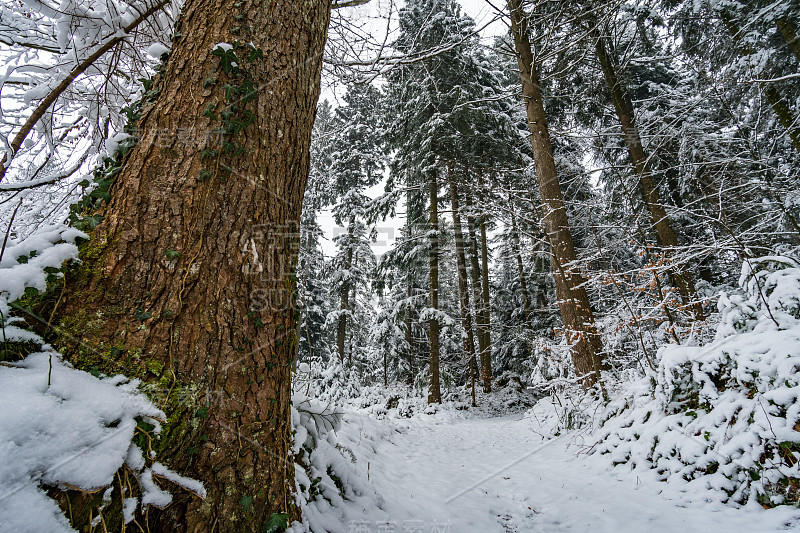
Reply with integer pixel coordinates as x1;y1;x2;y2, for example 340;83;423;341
346;413;798;532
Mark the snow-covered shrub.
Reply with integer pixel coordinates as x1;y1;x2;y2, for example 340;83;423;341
0;225;86;337
593;256;800;506
529;339;577;386
525;380;607;441
0;227;204;532
301;358;363;405
291;394;386;533
0;353;206;532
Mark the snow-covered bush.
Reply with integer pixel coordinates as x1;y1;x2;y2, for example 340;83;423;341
0;227;204;532
291;394;386;533
300;358;363;405
593;256;800;506
0;225;86;325
0;353;206;532
523;378;609;442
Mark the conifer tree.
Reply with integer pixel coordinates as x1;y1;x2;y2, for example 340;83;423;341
387;0;488;401
327;83;384;363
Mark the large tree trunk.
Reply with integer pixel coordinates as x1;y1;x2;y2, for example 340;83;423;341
507;0;606;386
465;190;492;392
55;0;331;530
448;171;477;405
428;168;442;403
593;32;704;319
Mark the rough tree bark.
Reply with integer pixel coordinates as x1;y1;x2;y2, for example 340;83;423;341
55;0;331;530
593;31;704;319
428;168;442;404
507;0;606;386
448;170;477;405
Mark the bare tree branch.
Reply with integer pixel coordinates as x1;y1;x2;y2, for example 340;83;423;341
0;0;169;183
333;0;371;8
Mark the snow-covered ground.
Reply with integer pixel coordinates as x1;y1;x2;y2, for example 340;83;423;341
328;411;800;532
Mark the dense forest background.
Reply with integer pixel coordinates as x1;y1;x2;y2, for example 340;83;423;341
295;0;800;399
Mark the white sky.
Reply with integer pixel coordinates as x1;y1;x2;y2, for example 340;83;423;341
460;0;508;38
317;0;507;260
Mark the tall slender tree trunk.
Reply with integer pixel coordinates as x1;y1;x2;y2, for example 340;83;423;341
404;182;418;386
337;221;354;362
526;185;550;313
465;190;492;392
593;32;704;319
508;0;605;386
55;0;331;530
301;212;315;366
405;281;416;385
510;198;533;325
428;168;442;404
477;184;493;391
448;170;477;404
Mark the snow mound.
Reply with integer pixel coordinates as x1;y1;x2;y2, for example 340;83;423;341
291;394;388;533
0;226;204;531
0;225;86;318
146;43;170;59
593;256;800;506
